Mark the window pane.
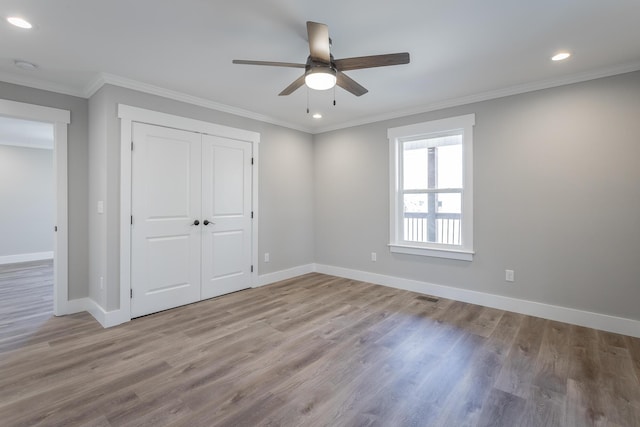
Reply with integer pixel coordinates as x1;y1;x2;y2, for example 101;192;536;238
403;192;461;245
437;143;462;188
402;135;462;190
402;146;428;190
403;193;428;213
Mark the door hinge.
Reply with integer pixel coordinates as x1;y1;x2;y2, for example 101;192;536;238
251;211;254;219
251;265;254;273
54;225;58;232
130;289;133;298
251;157;254;165
131;141;134;151
131;215;133;225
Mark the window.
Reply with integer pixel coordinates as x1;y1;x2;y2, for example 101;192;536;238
388;114;474;261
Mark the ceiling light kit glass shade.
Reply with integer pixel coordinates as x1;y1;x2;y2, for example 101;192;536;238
552;52;571;61
305;67;337;90
7;16;33;29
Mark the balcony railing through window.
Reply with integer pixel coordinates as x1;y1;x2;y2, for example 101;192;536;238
403;212;461;246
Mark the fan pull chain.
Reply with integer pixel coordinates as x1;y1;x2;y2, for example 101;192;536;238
333;85;336;106
306;87;310;114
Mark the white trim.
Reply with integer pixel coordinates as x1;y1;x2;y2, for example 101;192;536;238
256;264;316;287
314;264;640;339
0;140;53;150
119;114;133;323
251;144;260;289
59;297;91;316
85;298;129;328
0;70;86;98
388;244;474;261
0;99;70;123
118;104;260;325
84;298;108;328
118;104;261;143
0;251;54;265
0;99;70;317
56;297;128;328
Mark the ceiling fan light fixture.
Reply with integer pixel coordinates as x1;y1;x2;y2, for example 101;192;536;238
305;67;336;91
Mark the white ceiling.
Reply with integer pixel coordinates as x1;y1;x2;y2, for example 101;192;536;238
1;1;639;133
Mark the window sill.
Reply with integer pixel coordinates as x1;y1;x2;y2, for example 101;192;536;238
388;244;474;261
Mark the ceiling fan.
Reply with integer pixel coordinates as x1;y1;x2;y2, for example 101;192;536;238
233;21;410;97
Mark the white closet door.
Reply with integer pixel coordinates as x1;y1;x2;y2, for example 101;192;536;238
201;135;252;299
131;123;202;317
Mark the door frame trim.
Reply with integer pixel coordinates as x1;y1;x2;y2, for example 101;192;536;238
0;99;70;316
118;104;260;323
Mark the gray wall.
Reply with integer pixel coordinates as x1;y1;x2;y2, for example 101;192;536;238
0;145;54;257
314;71;640;322
88;88;109;305
90;85;315;310
0;82;89;299
3;70;639;324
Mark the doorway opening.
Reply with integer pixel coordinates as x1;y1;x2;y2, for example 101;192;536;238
0;116;54;318
0;99;70;316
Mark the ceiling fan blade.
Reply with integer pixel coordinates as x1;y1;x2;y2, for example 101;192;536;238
336;72;368;97
334;53;410;71
307;21;331;63
233;59;306;68
279;74;306;96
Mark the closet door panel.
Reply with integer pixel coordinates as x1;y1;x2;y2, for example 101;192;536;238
201;135;252;299
131;123;202;317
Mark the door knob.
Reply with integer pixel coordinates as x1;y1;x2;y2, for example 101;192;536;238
203;219;214;226
192;220;200;226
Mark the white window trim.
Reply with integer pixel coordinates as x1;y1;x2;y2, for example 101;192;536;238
388;114;475;261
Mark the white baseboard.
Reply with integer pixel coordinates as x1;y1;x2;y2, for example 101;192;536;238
55;297;128;328
56;297;90;316
85;299;129;328
256;264;316;287
0;251;53;265
314;264;640;339
59;262;640;337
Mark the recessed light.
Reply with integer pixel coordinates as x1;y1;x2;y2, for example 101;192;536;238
7;16;33;29
14;60;38;71
312;113;322;119
551;52;571;61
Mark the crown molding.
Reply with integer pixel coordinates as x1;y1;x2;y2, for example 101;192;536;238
313;60;640;134
2;61;639;135
84;73;313;133
0;71;86;98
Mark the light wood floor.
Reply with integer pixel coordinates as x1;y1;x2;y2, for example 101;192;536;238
1;261;639;426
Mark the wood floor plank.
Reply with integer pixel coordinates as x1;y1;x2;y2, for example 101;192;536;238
2;261;640;426
596;331;640;426
476;388;526;427
433;310;521;426
625;334;640;385
565;325;607;426
494;315;546;398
